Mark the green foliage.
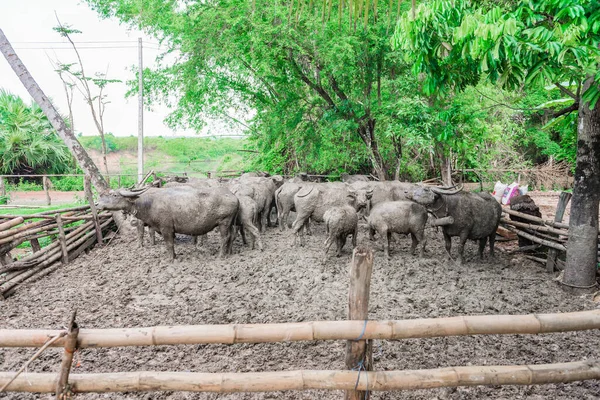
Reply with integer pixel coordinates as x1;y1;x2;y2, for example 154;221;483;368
52;176;85;191
6;178;43;192
0;90;72;175
393;0;600;104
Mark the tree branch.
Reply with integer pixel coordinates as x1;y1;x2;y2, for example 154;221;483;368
552;102;579;119
237;57;280;102
328;74;348;102
287;49;336;109
555;82;577;100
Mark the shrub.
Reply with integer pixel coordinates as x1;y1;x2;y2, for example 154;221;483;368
52;176;84;191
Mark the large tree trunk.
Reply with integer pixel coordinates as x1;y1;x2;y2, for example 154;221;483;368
0;28;108;193
562;78;600;293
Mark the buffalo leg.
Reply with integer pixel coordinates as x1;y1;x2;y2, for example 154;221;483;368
218;223;231;258
239;225;248;245
137;223;145;247
443;231;452;259
478;237;488;259
323;236;334;259
379;228;390;259
304;218;312;236
457;232;469;264
160;228;176;261
369;227;376;241
352;225;358;248
410;228;426;258
336;236;345;257
292;211;311;247
266;198;275;227
192;236;198;246
149;228;156;245
488;232;496;258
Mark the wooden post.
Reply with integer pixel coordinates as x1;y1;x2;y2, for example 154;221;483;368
43;176;51;206
30;238;41;253
345;246;374;400
84;175;103;246
0;177;5;197
207;171;212;179
55;214;68;265
55;310;79;399
546;191;572;273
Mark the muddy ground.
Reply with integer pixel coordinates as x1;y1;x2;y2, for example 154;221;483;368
1;215;600;399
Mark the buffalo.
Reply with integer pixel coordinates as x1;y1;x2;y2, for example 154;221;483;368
98;186;239;260
428;187;502;264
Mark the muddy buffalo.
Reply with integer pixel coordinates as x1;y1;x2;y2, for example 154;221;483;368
428;187;502;264
98;186;239;260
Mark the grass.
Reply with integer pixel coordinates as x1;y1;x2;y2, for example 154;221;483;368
4;203;90;253
0;203;84;216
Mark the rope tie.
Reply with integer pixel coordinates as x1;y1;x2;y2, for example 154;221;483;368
354;320;368;341
352;356;370;399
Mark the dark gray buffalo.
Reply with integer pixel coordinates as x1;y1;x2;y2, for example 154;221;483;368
98;186;239;260
428;187;502;264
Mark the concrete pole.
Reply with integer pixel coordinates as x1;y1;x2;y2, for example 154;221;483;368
137;37;144;184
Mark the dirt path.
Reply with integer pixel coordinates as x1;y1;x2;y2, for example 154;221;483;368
6;190;84;206
1;212;599;399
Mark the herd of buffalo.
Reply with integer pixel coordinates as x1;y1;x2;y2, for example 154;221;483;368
97;172;503;264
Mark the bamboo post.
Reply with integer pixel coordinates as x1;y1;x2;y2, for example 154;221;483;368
0;176;5;197
546;192;572;273
43;176;51;206
55;214;68;265
345;246;374;400
84;175;103;246
56;311;79;400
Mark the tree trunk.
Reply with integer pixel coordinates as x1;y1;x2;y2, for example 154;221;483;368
562;77;600;293
357;118;387;181
440;154;452;186
0;28;108;193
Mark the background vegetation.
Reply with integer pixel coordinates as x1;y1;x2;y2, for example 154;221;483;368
0;0;586;190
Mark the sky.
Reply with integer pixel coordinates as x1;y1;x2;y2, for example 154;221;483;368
0;0;244;137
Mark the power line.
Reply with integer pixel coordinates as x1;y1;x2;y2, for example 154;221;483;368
13;40;161;45
13;46;162;50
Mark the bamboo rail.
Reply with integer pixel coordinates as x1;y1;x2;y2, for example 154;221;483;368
1;361;599;393
2;309;600;348
500;218;568;237
502;209;570;230
504;226;567;252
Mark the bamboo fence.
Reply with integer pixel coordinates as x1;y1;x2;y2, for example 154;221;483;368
2;309;600;348
1;360;599;393
0;203;114;299
497;192;600;272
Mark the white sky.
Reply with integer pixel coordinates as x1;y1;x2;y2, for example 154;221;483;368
0;0;244;137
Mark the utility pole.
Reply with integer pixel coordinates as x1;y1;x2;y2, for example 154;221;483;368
137;37;144;184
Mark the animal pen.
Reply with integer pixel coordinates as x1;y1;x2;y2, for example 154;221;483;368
0;176;115;299
1;247;600;398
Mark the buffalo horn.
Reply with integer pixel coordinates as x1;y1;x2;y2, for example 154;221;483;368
117;187;150;198
430;185;463;195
